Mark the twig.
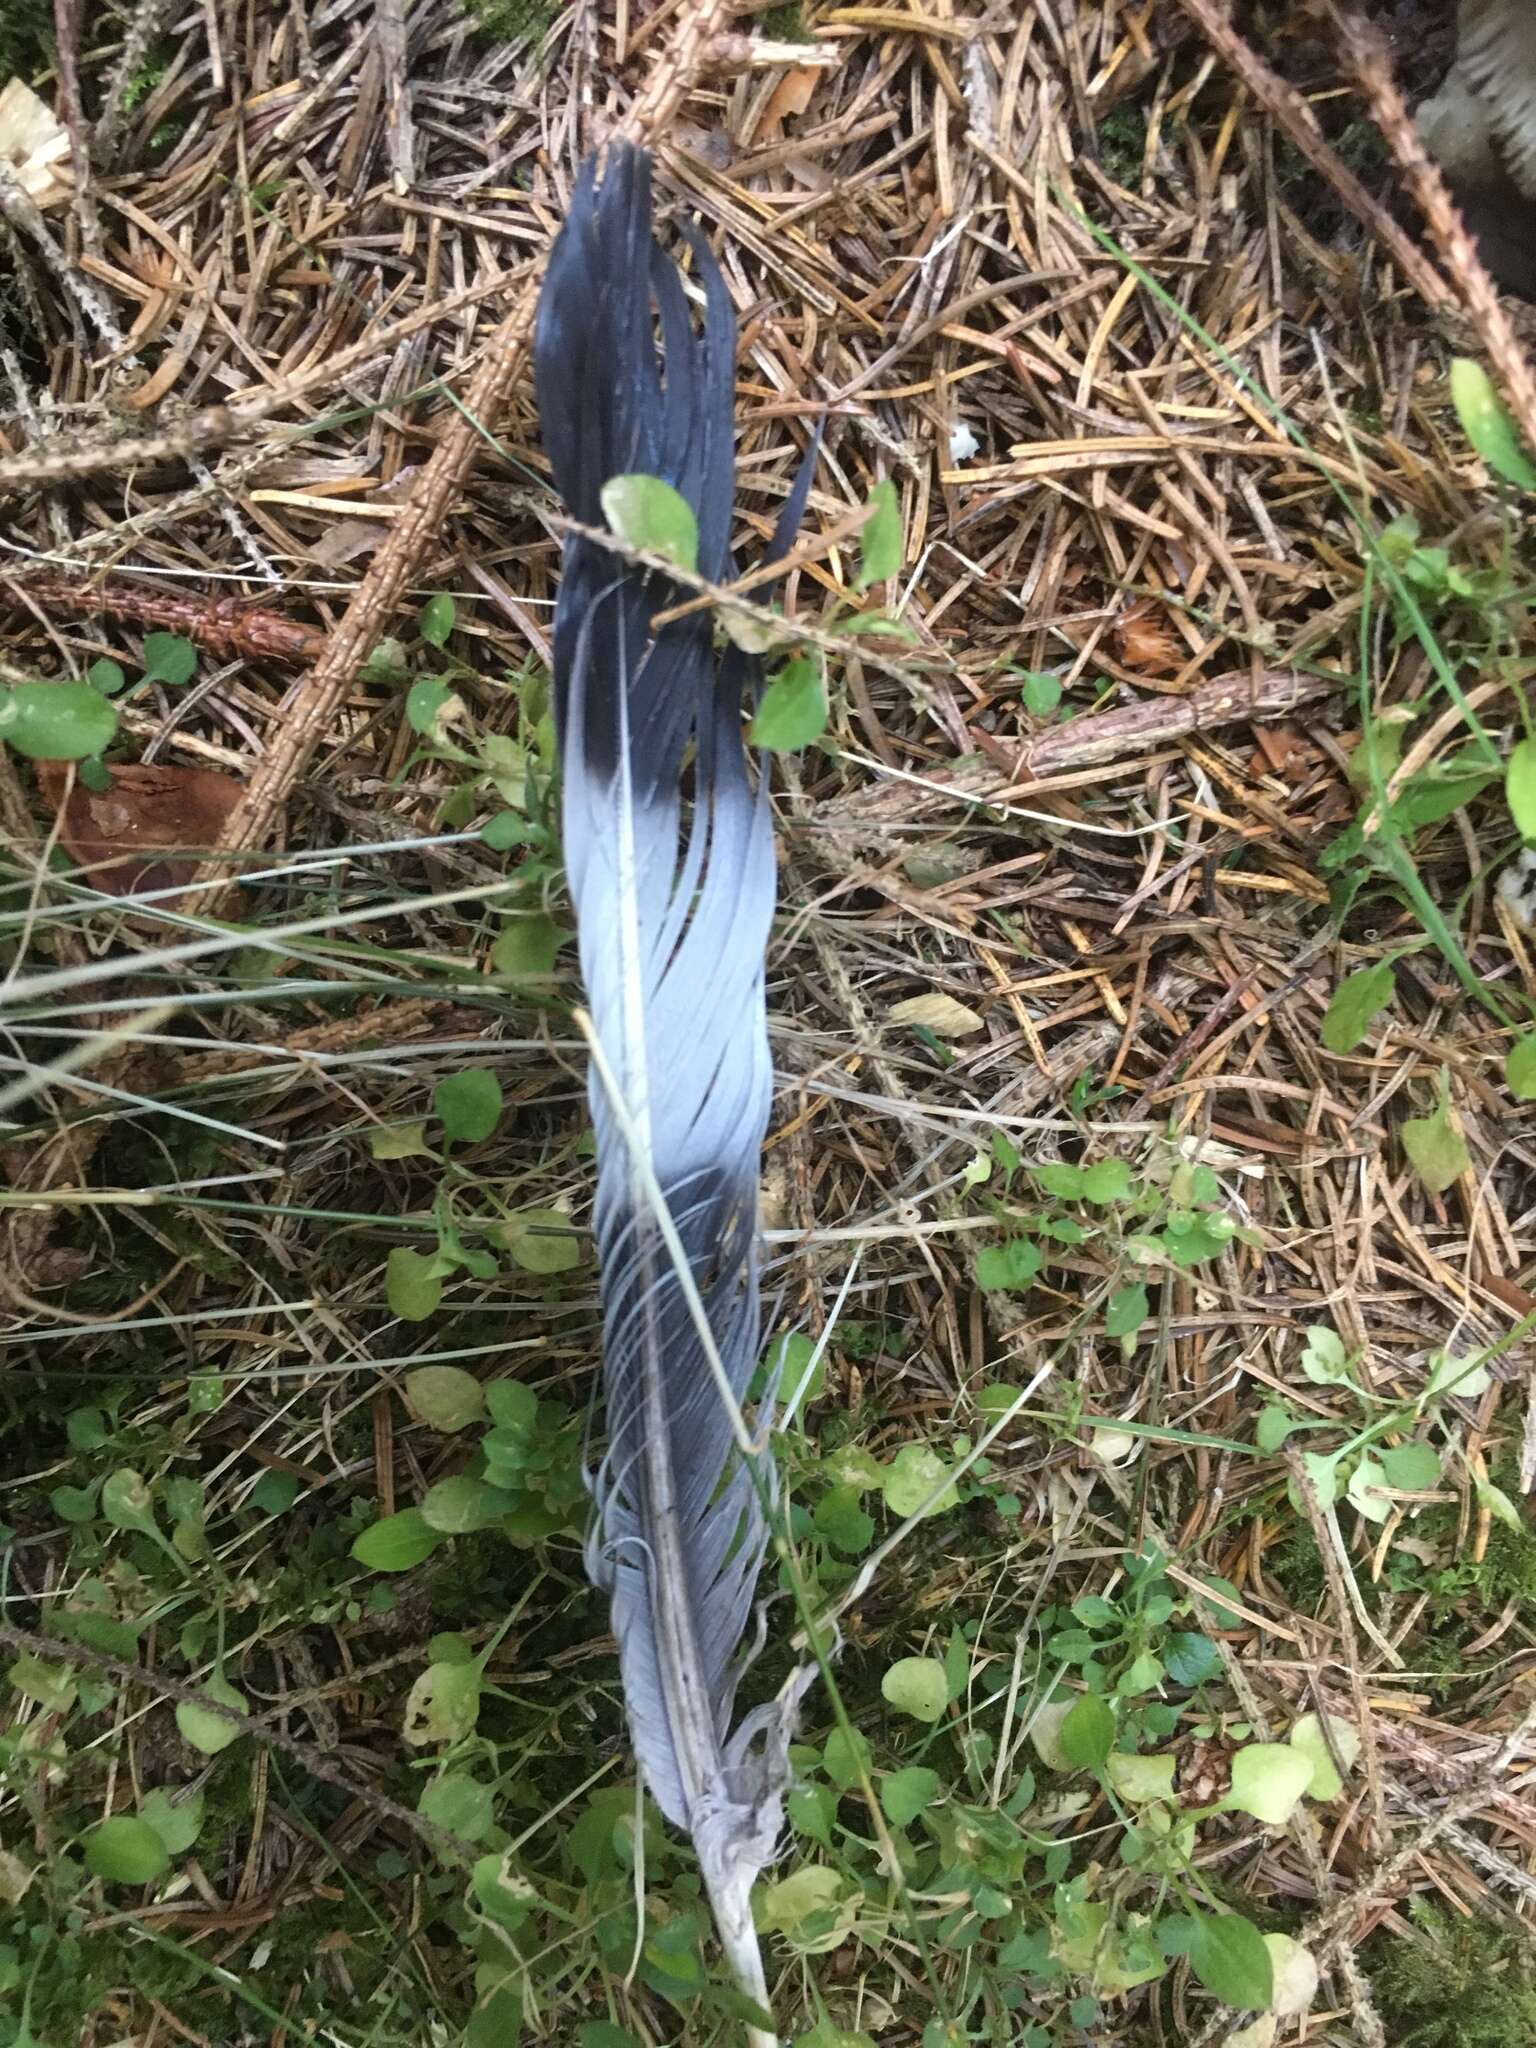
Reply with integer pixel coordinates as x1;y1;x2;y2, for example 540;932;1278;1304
1328;3;1536;456
4;573;328;664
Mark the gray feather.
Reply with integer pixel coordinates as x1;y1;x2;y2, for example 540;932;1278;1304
534;145;815;2031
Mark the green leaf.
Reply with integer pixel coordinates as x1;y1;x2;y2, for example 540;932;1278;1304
386;1247;442;1323
881;1443;958;1518
600;472;699;575
1508;737;1536;840
486;1379;538;1430
1223;1742;1312;1826
475;1852;538;1931
84;1816;170;1887
370;1119;431;1160
403;1659;481;1745
139;1788;204;1856
406;675;459;739
419;593;456;647
1320;962;1395;1054
50;1483;97;1523
1106;1750;1176;1803
0;681;119;761
87;658;126;695
880;1765;940;1827
1425;1348;1491;1402
434;1067;503;1143
1299;1449;1341;1511
421;1476;513;1535
1163;1631;1221;1687
1288;1712;1360;1801
749;652;827;751
1019;670;1062;716
822;1723;871;1790
1185;1910;1274;2010
1376;1440;1440;1491
351;1506;444;1573
67;1405;109;1450
1476;1476;1524;1532
1034;1161;1084;1199
175;1673;247;1756
1079;1158;1131;1204
881;1656;948;1723
1059;1693;1115;1771
856;478;901;589
1299;1325;1352;1386
489;914;565;978
1450;358;1536;490
403;1365;485;1432
814;1485;875;1555
501;1207;580;1273
249;1471;297;1516
419;1770;493;1842
1506;1034;1536;1100
1401;1080;1469;1194
140;632;197;686
1105;1283;1149;1339
100;1469;158;1538
8;1655;76;1710
975;1238;1042;1291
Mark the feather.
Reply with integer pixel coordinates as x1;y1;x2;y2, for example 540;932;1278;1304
534;145;814;2039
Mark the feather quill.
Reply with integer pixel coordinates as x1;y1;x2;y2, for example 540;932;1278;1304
534;145;813;2038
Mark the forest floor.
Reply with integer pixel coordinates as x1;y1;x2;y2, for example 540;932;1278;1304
2;2;1535;2046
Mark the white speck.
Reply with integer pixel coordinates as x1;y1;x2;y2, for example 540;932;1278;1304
1497;847;1536;929
948;421;980;464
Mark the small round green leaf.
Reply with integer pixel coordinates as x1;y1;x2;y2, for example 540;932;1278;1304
1223;1742;1312;1826
403;1659;481;1745
1320;961;1395;1054
403;1365;486;1433
879;1765;940;1827
599;472;699;575
139;1787;204;1856
386;1247;442;1323
84;1816;170;1886
1506;1034;1536;1101
141;633;197;686
501;1207;580;1273
419;1770;493;1842
419;593;456;648
351;1506;444;1573
100;1469;158;1538
0;681;119;760
1186;1910;1274;2010
87;658;126;695
881;1656;948;1723
421;1476;513;1535
175;1673;247;1756
1059;1692;1116;1771
434;1067;503;1144
1105;1282;1149;1338
749;653;827;752
1508;737;1536;841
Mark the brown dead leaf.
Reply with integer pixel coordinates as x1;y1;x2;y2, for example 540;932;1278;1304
1111;598;1186;676
751;63;823;145
36;759;244;898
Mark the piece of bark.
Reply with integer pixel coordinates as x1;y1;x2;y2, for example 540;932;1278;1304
35;758;245;897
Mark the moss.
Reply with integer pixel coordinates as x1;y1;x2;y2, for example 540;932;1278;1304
462;0;562;43
1369;1906;1536;2047
0;0;52;82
